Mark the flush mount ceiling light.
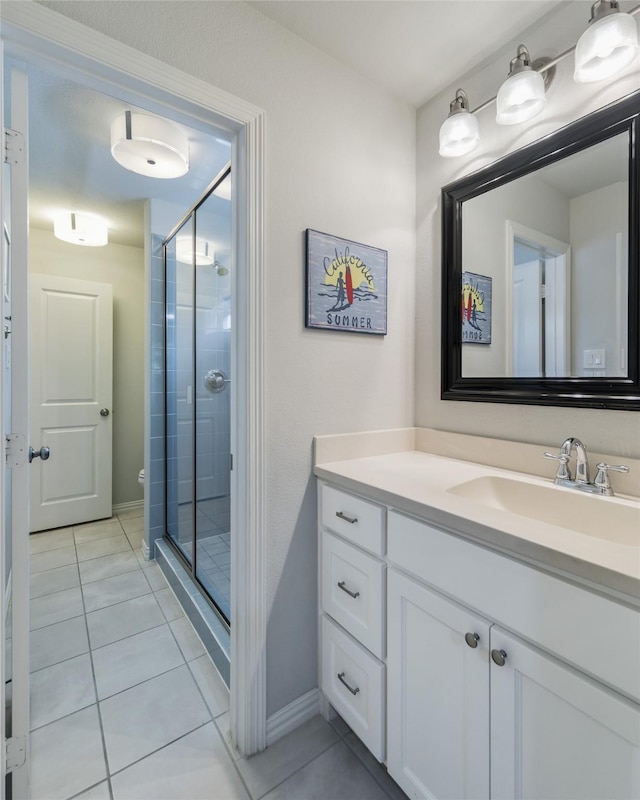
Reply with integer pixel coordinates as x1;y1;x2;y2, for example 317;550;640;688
176;236;215;266
574;0;640;83
110;111;189;178
53;211;108;247
496;45;550;126
439;89;480;158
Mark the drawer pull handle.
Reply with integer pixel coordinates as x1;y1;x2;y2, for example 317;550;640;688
464;632;480;648
337;672;360;696
338;581;360;599
336;511;358;524
491;649;508;667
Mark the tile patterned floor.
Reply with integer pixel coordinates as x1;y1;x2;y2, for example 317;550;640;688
28;508;407;800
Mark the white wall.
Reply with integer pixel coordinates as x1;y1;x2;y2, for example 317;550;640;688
29;227;145;507
34;0;417;715
570;181;628;378
416;1;640;459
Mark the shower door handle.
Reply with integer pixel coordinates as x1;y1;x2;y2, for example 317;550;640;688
204;369;230;393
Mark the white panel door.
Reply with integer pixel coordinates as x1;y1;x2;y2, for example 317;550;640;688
512;259;542;377
29;273;113;531
387;569;491;800
491;627;640;800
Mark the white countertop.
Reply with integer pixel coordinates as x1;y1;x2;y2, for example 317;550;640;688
314;449;640;603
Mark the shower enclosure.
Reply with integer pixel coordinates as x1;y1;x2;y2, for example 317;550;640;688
164;166;232;625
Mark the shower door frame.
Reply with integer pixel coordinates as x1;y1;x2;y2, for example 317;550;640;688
163;164;233;629
1;3;267;757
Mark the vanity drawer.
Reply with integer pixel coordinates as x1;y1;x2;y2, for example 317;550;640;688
321;614;385;761
388;510;640;701
320;483;385;556
321;530;385;658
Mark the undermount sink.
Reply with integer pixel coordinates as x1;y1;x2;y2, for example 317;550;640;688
448;476;640;546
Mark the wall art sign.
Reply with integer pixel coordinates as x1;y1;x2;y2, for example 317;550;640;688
462;271;492;344
305;229;387;335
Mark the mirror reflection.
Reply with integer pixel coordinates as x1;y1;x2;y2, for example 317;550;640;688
461;133;629;379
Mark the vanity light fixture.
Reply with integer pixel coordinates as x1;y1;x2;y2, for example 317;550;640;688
496;45;549;125
53;211;108;247
176;236;215;266
439;89;481;157
110;111;189;179
438;2;639;157
574;0;640;83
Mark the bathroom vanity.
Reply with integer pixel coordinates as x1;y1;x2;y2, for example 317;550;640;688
315;429;640;800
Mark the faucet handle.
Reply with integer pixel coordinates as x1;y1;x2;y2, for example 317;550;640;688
544;451;571;480
594;462;629;494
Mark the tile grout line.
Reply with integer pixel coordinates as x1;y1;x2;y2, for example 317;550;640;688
74;518;130;800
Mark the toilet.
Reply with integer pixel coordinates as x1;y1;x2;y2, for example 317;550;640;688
138;468;145;487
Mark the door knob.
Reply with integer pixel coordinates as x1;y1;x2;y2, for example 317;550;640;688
28;446;50;463
100;408;110;417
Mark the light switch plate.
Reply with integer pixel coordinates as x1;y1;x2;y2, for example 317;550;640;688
583;349;606;368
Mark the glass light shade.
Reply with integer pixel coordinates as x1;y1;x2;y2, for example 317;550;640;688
110;112;189;178
574;12;639;83
176;236;215;266
439;111;480;158
53;211;108;247
496;69;547;125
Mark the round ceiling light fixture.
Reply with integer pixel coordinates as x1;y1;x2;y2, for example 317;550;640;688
176;236;215;266
53;211;108;247
110;111;189;179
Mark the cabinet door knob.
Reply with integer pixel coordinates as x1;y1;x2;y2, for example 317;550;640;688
491;649;508;667
464;632;480;648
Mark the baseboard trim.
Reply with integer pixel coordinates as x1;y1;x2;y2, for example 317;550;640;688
112;500;144;515
266;689;320;747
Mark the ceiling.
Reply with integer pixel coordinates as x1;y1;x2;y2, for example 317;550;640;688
247;0;566;107
20;1;569;249
21;62;231;248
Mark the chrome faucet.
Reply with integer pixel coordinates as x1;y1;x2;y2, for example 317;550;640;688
544;437;629;497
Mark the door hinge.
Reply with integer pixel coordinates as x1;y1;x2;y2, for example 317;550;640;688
5;735;26;772
540;283;546;299
3;128;25;166
5;434;27;468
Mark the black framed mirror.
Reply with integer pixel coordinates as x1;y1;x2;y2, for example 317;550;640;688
441;91;639;410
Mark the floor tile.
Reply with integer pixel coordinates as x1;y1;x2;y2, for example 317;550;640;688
125;530;145;551
101;664;211;773
30;653;95;730
111;723;249;800
29;528;74;554
343;732;408;800
30;586;84;630
74;517;118;531
261;741;389;800
30;705;107;800
74;520;124;544
92;624;184;700
72;782;111;800
79;551;140;584
116;506;144;520
121;516;145;534
30;616;89;672
214;711;242;761
155;587;184;622
170;617;206;662
30;563;80;599
76;534;131;562
82;569;151;614
86;593;165;649
236;715;339;799
142;563;168;592
188;655;230;718
31;545;77;574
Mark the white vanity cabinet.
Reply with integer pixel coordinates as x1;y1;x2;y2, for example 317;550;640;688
318;482;387;761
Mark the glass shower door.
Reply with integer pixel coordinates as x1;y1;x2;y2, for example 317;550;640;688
164;167;232;626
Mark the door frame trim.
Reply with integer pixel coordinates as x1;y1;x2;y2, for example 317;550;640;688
1;1;267;755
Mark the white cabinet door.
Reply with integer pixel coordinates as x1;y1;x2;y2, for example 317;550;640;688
387;569;491;800
490;627;640;800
